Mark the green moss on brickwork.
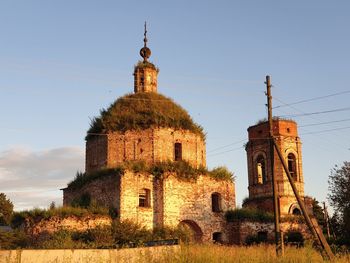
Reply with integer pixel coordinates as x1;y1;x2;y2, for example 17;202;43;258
67;167;125;190
11;206;109;229
66;161;233;192
86;92;205;140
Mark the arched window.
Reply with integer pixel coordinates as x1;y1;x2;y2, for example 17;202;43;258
292;208;301;215
174;142;182;161
211;193;222;212
287;153;297;180
256;155;267;184
139;188;150;207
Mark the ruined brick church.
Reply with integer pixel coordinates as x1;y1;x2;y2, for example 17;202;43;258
63;26;310;244
63;27;235;242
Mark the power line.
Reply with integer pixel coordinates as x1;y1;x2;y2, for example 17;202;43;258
207;146;243;157
279;106;350;118
273;96;349;151
207;139;246;153
300;126;350;135
273;90;350;109
299;118;350;127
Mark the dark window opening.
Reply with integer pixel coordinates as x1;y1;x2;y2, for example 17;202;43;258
256;155;267;184
287;128;291;133
292;208;301;215
212;193;222;212
174;143;182;161
139;188;150;207
287;153;297;180
213;232;222;243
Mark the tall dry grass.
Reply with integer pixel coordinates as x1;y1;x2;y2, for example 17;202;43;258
142;244;350;263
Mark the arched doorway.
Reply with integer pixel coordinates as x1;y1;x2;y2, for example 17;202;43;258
179;220;203;242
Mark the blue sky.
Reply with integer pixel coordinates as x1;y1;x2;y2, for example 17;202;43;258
0;1;349;211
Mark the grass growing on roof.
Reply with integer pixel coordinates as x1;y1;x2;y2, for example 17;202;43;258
66;161;233;192
86;92;205;140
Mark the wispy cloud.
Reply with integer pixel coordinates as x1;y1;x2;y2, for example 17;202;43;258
0;147;84;210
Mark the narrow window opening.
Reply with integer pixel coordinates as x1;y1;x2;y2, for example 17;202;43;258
256;155;267;184
287;153;297;180
212;193;222;212
174;143;182;161
139;188;150;207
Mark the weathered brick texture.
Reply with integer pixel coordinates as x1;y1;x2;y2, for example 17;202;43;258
245;120;305;215
86;128;206;173
64;171;235;242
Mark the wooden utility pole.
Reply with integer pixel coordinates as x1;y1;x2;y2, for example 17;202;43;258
265;75;334;260
266;75;282;255
323;202;331;239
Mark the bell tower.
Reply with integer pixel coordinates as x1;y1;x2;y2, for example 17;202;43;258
134;22;158;93
244;119;305;216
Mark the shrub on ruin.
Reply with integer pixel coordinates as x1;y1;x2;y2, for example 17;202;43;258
225;208;274;223
208;166;234;181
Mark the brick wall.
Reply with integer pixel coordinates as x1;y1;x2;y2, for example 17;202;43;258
245;120;304;215
63;174;121;211
64;170;235;243
227;220;312;245
85;128;206;173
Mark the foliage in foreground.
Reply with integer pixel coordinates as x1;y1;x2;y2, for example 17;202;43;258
328;161;350;246
0;193;14;225
0;220;191;249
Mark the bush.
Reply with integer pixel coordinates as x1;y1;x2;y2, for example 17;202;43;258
209;166;234;181
0;193;14;226
11;206;109;229
225;208;274;222
0;229;29;249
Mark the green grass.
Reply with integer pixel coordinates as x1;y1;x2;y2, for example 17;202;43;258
86;92;205;140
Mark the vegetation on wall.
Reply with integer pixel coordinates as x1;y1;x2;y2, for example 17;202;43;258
66;161;234;191
11;206;110;229
134;60;159;71
225;208;274;223
67;167;125;190
255;116;296;125
1;218;191;249
86;92;205;140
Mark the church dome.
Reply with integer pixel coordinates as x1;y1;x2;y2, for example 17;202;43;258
86;92;205;140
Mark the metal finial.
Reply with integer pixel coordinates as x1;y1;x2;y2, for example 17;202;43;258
140;21;151;61
143;21;148;47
